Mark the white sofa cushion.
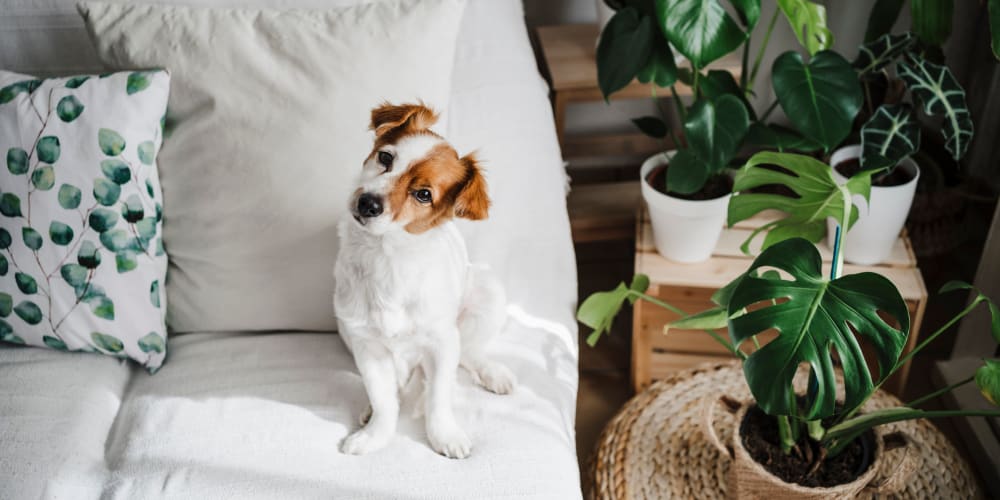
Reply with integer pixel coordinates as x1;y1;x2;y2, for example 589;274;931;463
79;0;466;333
0;69;170;370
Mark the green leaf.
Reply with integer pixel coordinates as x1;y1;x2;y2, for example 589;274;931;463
99;229;129;252
745;123;821;152
729;0;761;28
668;306;729;331
31;165;55;190
86;293;114;320
772;50;862;153
116;250;138;273
0;79;41;104
49;221;74;246
630;274;650;293
0;228;10;248
666;149;710;195
37;136;60;164
44;335;68;350
15;272;37;294
13;300;43;325
77;240;101;268
854;33;917;76
65;76;90;89
57;184;81;209
91;332;124;352
637;33;678;87
0;254;6;276
864;0;905;42
991;0;1000;60
100;159;131;184
6;147;28;174
150;280;161;308
656;0;749;68
632;116;668;139
940;280;974;293
0;193;22;217
0;293;10;317
729;152;874;252
56;95;84;122
61;263;88;288
897;55;973;161
135;217;157;242
154;203;162;222
697;70;756;120
138;331;165;353
777;0;832;55
98;128;126;156
596;7;654;98
577;282;632;346
154;237;165;256
146;179;155;198
729;238;909;418
88;208;119;233
121;194;145;223
860;104;921;170
22;227;42;250
990;302;1000;344
976;359;1000;406
137;141;156;165
126;72;151;95
911;0;953;46
93;178;121;206
0;319;24;344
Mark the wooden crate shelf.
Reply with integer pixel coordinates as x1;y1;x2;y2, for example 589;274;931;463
632;208;928;396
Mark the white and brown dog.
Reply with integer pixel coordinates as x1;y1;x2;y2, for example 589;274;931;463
334;103;515;459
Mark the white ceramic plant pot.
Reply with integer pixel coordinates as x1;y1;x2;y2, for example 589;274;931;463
826;145;920;265
641;153;731;263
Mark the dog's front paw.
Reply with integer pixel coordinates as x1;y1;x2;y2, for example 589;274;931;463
341;427;391;455
471;361;517;395
427;423;472;459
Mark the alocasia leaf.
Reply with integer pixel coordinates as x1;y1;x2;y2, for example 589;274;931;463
728;238;910;418
854;32;917;76
864;0;905;42
897;54;973;161
597;7;654;98
911;0;953;46
772;50;862;152
777;0;832;55
860;104;921;170
729;152;874;252
656;0;749;68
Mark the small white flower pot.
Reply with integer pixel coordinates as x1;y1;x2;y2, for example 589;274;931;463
826;145;920;265
641;153;731;263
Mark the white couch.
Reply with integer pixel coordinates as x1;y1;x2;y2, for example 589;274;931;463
0;1;582;498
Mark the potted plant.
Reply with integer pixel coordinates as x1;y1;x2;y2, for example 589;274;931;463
578;151;1000;497
596;0;861;262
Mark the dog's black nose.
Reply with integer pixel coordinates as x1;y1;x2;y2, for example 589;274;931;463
357;193;383;218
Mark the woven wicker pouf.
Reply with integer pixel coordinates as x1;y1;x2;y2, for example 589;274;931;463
585;362;979;499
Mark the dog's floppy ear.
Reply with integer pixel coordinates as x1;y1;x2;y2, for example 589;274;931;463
454;153;490;220
370;102;438;137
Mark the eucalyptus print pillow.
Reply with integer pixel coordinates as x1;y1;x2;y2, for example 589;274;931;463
0;70;169;372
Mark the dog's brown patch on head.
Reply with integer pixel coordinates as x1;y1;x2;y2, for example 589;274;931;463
388;145;490;234
370;102;439;147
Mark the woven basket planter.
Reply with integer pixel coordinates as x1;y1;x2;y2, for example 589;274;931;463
585;362;979;499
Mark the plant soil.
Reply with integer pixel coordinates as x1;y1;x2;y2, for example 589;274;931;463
647;164;733;200
740;405;874;488
836;158;913;187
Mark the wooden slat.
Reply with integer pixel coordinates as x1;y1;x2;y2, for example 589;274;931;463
562;132;667;159
568;181;641;243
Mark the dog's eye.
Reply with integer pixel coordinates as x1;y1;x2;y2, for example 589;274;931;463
413;189;432;204
377;151;393;170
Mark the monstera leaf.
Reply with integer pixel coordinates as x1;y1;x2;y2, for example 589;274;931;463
668;94;749;194
777;0;832;55
897;55;974;161
772;50;862;152
597;7;654;98
861;104;921;170
728;238;910;418
854;32;916;76
578;275;650;346
655;0;756;68
637;32;678;88
728;152;874;253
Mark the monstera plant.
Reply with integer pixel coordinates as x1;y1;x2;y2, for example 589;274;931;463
578;151;1000;493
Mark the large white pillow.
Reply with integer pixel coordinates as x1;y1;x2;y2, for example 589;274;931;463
79;0;466;333
0;69;170;371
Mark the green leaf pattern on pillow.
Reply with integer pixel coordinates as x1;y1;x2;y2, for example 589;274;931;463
0;70;169;372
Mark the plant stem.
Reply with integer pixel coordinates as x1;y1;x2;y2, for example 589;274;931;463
670;85;687;126
749;8;781;90
740;28;751;91
778;415;796;453
825;406;1000;446
759;100;780;121
906;375;975;408
627;290;748;360
892;297;984;377
831;185;851;281
807;419;824;441
692;69;700;100
653;86;683;149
